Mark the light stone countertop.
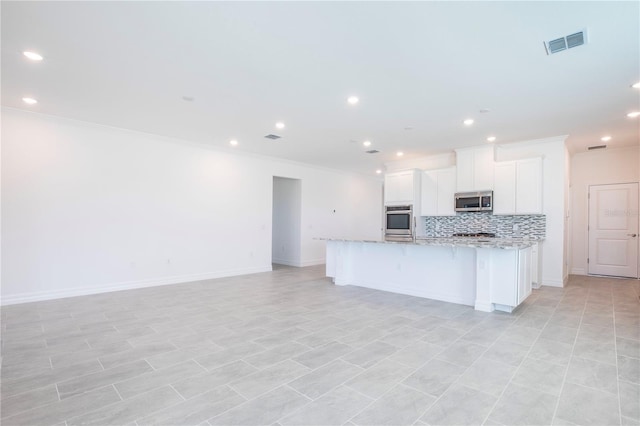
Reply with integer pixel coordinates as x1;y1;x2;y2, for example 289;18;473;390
319;236;542;250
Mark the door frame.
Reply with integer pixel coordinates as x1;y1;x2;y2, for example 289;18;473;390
587;182;639;279
271;176;302;267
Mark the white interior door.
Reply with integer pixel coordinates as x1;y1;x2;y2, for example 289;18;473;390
588;183;639;278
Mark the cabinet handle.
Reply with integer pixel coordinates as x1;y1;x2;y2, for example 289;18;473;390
628;234;638;238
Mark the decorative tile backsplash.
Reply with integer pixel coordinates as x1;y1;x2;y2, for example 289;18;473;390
423;212;546;239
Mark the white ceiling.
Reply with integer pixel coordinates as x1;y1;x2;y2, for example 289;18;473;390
2;1;639;175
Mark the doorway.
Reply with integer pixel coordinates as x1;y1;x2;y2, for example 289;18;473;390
272;176;302;267
588;183;639;278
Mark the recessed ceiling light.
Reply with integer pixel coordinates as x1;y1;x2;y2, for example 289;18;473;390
601;136;612;142
229;139;238;146
396;151;404;157
375;169;382;174
627;111;640;118
275;122;285;130
363;140;371;147
23;51;43;61
632;82;640;89
486;136;497;143
22;97;38;105
347;96;359;105
463;119;474;126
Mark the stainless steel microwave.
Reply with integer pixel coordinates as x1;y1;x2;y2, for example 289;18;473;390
454;191;493;212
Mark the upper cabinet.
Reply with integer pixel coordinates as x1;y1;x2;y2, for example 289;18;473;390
455;146;495;192
421;167;456;216
384;169;421;207
493;157;543;215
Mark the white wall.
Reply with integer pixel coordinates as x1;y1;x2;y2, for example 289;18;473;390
1;108;383;305
569;146;640;275
272;177;301;266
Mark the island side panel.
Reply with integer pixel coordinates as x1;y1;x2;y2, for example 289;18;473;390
326;240;337;279
328;241;476;306
474;248;494;312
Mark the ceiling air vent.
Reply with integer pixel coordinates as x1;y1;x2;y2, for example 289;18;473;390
264;134;281;140
588;145;607;150
566;31;585;48
366;150;380;154
547;37;567;54
545;29;587;55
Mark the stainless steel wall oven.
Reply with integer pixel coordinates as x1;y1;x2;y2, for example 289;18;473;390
385;205;413;239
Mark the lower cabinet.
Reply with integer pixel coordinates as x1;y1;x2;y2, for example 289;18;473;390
491;246;533;311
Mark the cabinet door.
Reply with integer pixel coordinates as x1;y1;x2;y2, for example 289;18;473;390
455;150;475;192
516;158;543;214
474;146;495;191
456;146;494;192
384;172;414;204
420;171;438;216
490;249;518;306
493;162;516;215
437;167;457;216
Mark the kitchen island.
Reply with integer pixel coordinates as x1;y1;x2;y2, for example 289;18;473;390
324;237;537;313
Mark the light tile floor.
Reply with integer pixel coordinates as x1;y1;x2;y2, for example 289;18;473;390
1;265;639;426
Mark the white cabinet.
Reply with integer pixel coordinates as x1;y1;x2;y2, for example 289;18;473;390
455;146;495;192
491;246;533;312
421;167;456;216
493;162;517;214
455;150;474;192
516;158;543;214
384;170;421;207
493;157;543;215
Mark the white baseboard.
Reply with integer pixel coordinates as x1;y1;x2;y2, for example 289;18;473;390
299;258;325;267
540;277;564;288
272;258;301;267
272;258;325;267
570;268;586;275
493;303;514;313
474;300;494;312
1;265;272;306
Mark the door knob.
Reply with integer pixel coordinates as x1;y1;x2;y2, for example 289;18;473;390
628;234;638;237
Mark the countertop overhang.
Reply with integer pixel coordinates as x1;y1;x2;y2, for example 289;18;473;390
318;237;542;250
